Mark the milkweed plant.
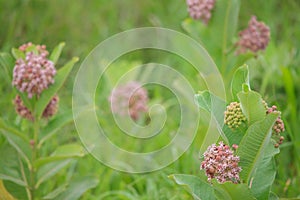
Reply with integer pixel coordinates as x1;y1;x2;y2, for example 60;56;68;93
0;42;99;199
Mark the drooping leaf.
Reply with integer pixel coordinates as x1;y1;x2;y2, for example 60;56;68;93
35;57;79;119
169;174;216;200
49;42;65;64
237;113;278;184
0;118;29;142
195;91;228;143
34;144;85;168
39;110;74;147
231;64;250;101
36;159;72;188
237;89;266;125
55;176;99;200
214;182;255;200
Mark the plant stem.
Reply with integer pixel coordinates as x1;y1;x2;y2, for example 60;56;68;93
29;118;40;200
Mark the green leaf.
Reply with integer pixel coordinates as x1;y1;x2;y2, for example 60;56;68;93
49;42;65;64
0;118;29;142
169;174;216;200
55;176;99;200
237;113;279;184
237;90;266;125
0;180;15;200
0;52;14;83
195;91;228;143
35;57;79;119
42;184;67;199
214;182;255;200
36;159;72;188
231;64;250;101
38;110;74;147
34;144;85;168
11;48;25;60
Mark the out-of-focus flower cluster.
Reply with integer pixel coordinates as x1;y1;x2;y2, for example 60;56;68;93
186;0;216;24
13;42;56;98
266;105;285;148
224;102;246;129
200;141;241;183
236;16;270;54
12;43;59;120
109;81;148;121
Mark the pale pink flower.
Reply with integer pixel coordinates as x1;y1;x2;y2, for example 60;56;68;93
186;0;216;24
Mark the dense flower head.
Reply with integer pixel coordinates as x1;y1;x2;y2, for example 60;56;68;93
236;16;270;54
186;0;216;24
109;81;148;121
224;102;246;129
42;95;59;118
12;43;56;98
14;95;59;120
201;141;241;183
267;105;285;134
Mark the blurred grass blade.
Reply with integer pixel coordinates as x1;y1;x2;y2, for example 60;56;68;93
43;184;67;199
237;113;278;184
55;176;99;200
49;42;65;64
35;57;79;119
0;52;14;83
169;174;216;200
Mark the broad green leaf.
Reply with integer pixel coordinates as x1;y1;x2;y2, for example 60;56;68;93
214;182;255;200
49;42;65;64
39;110;74;147
11;48;25;60
237;90;266;125
55;176;99;200
34;144;85;168
231;64;250;101
0;180;15;200
0;52;14;83
237;113;279;184
195;91;228;143
0;118;29;142
35;57;79;119
3;180;28;200
222;124;245;146
36;159;72;188
169;174;216;200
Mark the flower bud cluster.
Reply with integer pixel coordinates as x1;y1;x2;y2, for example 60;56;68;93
186;0;216;24
224;102;246;129
200;141;241;183
266;105;285;147
109;81;148;121
236;16;270;54
13;44;56;98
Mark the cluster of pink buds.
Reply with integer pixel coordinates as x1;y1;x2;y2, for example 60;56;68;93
109;81;148;121
12;44;56;98
14;95;59;121
201;141;241;183
266;105;285;147
224;102;246;129
186;0;216;24
236;16;270;54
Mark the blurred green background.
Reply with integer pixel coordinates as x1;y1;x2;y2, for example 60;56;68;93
0;0;300;199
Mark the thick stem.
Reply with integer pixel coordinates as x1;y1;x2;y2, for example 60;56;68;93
29;118;39;200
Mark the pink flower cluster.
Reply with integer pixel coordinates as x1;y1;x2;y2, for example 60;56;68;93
109;81;148;121
236;16;270;54
12;44;56;98
186;0;215;24
201;141;241;183
266;105;285;148
14;95;59;120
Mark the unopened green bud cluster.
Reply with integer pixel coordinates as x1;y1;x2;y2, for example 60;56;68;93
224;102;246;129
